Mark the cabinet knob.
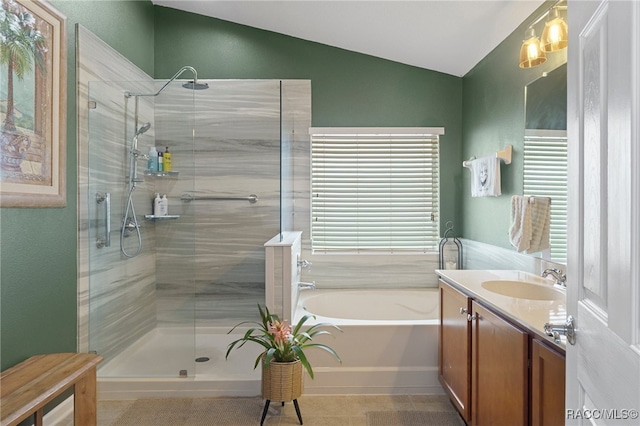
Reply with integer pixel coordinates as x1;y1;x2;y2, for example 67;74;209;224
459;307;468;315
467;313;478;322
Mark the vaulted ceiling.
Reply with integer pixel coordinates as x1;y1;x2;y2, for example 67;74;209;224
152;1;544;77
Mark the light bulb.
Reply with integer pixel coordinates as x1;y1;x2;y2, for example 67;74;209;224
541;8;568;52
519;28;547;68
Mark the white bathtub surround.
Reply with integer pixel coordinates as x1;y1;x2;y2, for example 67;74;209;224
461;239;565;275
264;231;302;321
294;289;441;395
297;289;439;322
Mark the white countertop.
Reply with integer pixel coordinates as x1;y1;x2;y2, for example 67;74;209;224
436;269;567;351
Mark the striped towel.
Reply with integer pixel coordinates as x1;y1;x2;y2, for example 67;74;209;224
509;195;532;252
527;196;551;253
509;196;551;253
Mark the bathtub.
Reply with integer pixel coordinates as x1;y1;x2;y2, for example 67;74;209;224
293;288;442;395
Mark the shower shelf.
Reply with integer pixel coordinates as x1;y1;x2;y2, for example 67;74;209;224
144;215;180;221
144;170;179;178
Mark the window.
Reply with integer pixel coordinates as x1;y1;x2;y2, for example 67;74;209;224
523;129;568;263
310;128;443;253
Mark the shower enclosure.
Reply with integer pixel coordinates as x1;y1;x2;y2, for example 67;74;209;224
84;74;309;397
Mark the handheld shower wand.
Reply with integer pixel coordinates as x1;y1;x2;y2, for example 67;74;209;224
121;122;151;258
129;122;151;190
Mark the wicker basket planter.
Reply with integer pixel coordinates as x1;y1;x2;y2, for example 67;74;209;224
261;359;303;401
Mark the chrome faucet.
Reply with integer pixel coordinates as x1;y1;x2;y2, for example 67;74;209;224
297;257;312;271
298;281;316;291
542;268;567;287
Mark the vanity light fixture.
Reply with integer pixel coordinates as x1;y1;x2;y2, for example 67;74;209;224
519;1;567;69
519;27;547;69
541;7;568;52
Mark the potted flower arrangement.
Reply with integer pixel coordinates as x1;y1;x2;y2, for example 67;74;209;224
225;304;341;403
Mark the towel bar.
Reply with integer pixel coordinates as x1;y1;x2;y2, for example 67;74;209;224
463;144;512;168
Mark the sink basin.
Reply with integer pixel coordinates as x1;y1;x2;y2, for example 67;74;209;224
481;280;565;301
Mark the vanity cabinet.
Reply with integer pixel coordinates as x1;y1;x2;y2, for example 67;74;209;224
471;301;528;426
439;282;472;422
531;339;566;426
439;279;564;426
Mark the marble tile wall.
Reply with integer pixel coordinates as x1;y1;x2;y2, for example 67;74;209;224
461;238;567;275
79;25;313;367
265;231;302;320
77;26;157;360
153;80;311;328
280;81;311;232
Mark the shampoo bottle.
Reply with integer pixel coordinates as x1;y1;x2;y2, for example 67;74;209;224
157;149;164;172
153;193;162;216
163;147;172;172
160;194;169;216
148;146;158;171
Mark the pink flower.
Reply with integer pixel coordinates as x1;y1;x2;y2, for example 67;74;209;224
268;320;292;344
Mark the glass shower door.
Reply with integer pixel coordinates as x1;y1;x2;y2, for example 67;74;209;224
87;80;196;378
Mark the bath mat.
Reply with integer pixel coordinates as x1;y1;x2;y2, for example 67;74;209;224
367;410;465;426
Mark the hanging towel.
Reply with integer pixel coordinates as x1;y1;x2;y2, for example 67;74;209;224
509;195;532;252
527;197;551;253
469;155;501;197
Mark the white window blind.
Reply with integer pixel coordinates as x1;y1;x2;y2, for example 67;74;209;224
524;129;568;263
310;128;443;253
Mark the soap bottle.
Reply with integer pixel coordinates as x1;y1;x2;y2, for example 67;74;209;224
153;193;162;216
160;194;169;216
148;146;158;171
163;147;172;172
157;149;164;172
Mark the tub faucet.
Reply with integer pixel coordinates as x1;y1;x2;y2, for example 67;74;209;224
542;268;566;287
297;257;312;271
298;281;316;291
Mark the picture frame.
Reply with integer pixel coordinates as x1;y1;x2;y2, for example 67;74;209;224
0;0;67;207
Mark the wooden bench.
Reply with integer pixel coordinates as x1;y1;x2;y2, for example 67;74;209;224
0;353;103;426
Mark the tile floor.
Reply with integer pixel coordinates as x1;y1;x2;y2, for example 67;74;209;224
58;394;459;426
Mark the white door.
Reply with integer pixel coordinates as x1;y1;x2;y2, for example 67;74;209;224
566;0;640;424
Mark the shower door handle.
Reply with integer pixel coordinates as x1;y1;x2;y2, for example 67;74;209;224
96;192;111;248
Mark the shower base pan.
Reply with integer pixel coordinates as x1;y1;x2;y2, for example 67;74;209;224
97;327;261;399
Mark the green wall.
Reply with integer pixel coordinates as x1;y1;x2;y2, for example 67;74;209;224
153;6;464;233
460;1;566;248
2;0;555;371
0;0;154;371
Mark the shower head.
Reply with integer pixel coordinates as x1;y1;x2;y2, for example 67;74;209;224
183;81;209;90
135;122;151;137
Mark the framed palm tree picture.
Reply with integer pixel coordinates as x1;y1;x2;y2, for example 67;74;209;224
0;0;66;207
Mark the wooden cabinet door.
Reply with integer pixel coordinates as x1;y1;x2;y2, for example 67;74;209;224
439;281;471;423
531;339;565;426
471;301;528;426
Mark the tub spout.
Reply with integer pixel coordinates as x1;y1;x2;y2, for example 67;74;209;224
298;281;316;291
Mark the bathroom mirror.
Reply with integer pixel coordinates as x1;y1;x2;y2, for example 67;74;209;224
523;62;567;264
525;63;567;131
